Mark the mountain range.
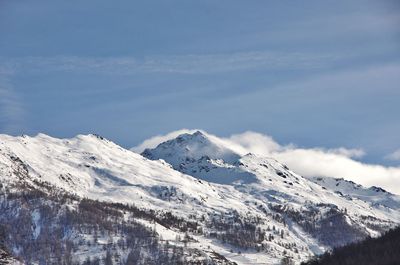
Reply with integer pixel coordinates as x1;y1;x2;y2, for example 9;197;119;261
0;131;399;265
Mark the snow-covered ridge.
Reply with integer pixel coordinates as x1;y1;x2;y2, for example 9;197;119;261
0;133;221;206
1;131;400;265
309;176;400;210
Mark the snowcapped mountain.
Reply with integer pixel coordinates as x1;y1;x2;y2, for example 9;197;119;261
142;131;400;248
143;131;400;213
142;131;250;184
1;131;399;265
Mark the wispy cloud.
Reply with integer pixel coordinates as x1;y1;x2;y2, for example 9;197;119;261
133;130;400;195
385;149;400;161
0;51;342;76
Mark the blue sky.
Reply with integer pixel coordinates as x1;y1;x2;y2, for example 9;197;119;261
0;0;399;166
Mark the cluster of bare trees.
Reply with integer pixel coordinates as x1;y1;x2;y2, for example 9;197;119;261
0;189;227;265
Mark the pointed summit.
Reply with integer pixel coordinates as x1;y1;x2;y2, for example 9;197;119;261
142;130;241;165
142;131;256;184
173;130;209;145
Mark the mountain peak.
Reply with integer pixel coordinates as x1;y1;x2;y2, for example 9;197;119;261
192;130;206;137
142;131;241;164
174;130;208;144
142;131;258;184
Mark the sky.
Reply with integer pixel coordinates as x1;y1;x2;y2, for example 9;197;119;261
0;1;400;172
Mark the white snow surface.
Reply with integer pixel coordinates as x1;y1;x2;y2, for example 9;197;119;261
308;176;400;210
1;131;400;264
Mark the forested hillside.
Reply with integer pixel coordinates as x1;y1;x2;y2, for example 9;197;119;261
301;226;400;265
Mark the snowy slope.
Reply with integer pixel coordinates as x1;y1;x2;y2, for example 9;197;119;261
142;131;400;216
308;176;400;210
1;132;400;265
142;131;245;184
0;133;233;215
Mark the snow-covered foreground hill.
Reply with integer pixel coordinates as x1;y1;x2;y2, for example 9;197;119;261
0;131;399;265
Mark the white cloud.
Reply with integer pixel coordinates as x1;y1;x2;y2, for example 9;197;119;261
385;149;400;161
324;147;366;159
226;131;281;154
133;129;400;195
272;148;400;194
226;134;400;195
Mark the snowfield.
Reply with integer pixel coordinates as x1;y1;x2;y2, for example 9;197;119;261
1;131;400;264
